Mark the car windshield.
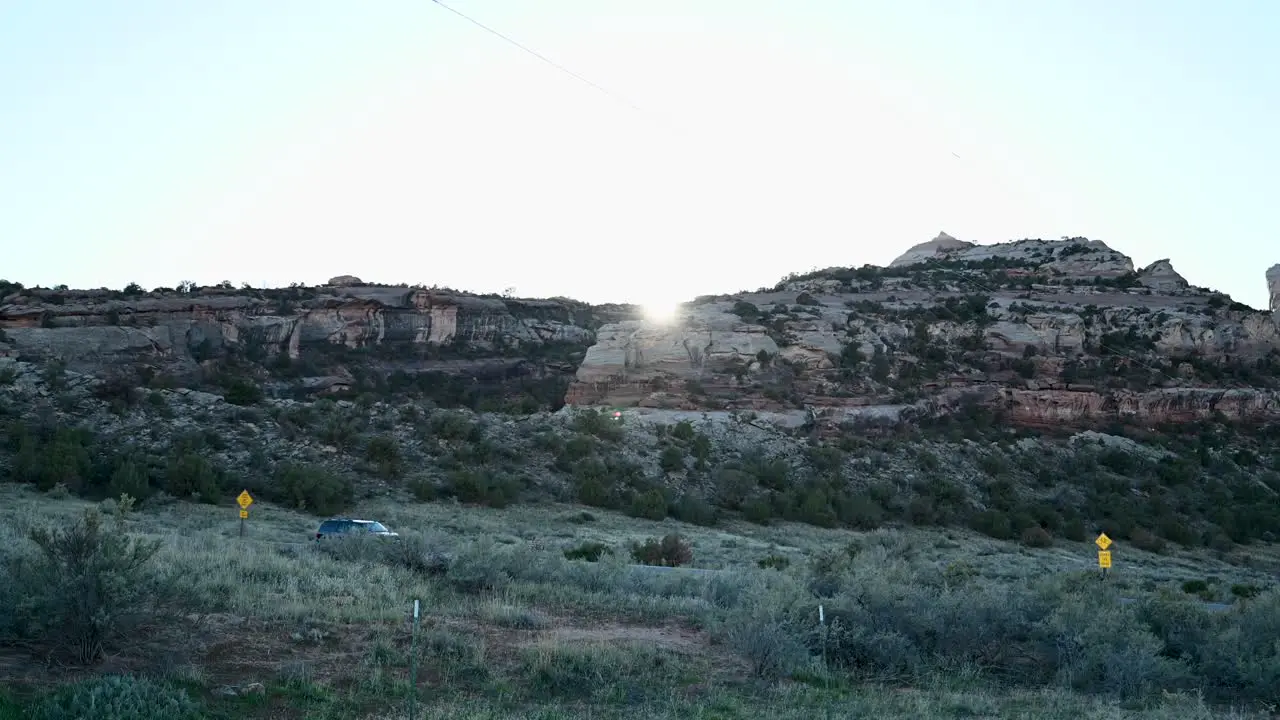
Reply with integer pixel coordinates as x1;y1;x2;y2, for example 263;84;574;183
365;522;389;533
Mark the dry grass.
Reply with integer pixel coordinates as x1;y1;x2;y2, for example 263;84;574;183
0;483;1276;718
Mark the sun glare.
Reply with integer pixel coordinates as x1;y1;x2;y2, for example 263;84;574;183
641;301;682;324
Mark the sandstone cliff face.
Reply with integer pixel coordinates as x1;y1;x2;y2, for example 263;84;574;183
568;236;1280;428
0;284;614;396
1137;259;1188;293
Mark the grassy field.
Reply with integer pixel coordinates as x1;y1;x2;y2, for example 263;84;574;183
0;483;1277;719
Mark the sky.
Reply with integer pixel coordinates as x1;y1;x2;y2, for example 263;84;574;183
1;1;1277;315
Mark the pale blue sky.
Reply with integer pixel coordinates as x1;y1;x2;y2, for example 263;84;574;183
1;1;1276;312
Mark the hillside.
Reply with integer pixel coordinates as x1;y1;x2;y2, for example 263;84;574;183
3;235;1280;717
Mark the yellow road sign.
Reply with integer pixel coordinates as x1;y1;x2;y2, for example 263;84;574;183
239;509;248;520
1095;533;1112;550
237;490;254;509
1098;550;1112;569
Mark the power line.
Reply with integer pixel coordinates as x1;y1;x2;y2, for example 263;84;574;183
429;0;644;113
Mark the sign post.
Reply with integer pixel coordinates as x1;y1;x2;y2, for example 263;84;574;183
237;490;254;538
818;604;827;671
409;599;421;720
1095;532;1113;579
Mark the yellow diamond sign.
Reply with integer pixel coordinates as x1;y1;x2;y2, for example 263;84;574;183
237;490;254;509
1095;533;1112;550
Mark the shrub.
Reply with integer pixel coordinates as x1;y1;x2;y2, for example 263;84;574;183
28;675;202;720
757;554;791;571
444;469;521;508
1181;579;1211;597
671;494;719;527
1021;526;1053;548
658;446;685;473
563;541;611;562
1130;527;1166;554
108;459;151;501
627;489;668;521
163;452;222;504
273;463;353;515
364;434;402;478
8;510;162;664
222;377;263;406
630;534;693;567
725;612;808;679
571;409;623;442
971;509;1014;540
1231;583;1262;599
731;301;760;321
429;411;480;442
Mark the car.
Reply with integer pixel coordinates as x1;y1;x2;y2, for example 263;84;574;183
314;518;399;541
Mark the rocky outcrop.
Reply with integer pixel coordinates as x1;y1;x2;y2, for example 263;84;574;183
1137;259;1188;293
327;275;363;287
1269;264;1280;313
1000;387;1280;427
0;286;607;384
566;234;1280;428
889;232;975;267
887;235;1140;283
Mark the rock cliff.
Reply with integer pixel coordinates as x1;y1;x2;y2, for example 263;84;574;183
568;236;1280;429
1;237;1277;431
0;280;634;407
1269;264;1280;313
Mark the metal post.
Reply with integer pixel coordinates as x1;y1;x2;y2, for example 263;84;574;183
409;599;420;720
819;604;827;670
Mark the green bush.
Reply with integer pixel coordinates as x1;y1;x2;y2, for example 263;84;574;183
627;489;668;521
671;494;719;527
630;534;693;567
1021;526;1054;548
29;675;202;720
163;451;223;504
757;554;790;571
222;377;263;406
1130;527;1166;554
273;463;353;515
444;468;521;508
6;510;162;664
364;434;402;478
571;408;623;442
563;541;611;562
971;509;1014;540
658;445;685;473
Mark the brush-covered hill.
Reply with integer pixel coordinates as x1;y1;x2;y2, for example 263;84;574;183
2;235;1280;550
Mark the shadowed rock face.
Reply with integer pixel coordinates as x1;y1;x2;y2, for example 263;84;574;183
0;285;616;392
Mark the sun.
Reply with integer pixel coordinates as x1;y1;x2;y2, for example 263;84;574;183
641;300;682;324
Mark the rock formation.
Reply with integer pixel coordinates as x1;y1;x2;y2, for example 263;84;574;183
2;234;1277;431
1269;264;1280;313
1137;259;1188;293
568;235;1280;427
0;283;627;394
889;232;975;267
